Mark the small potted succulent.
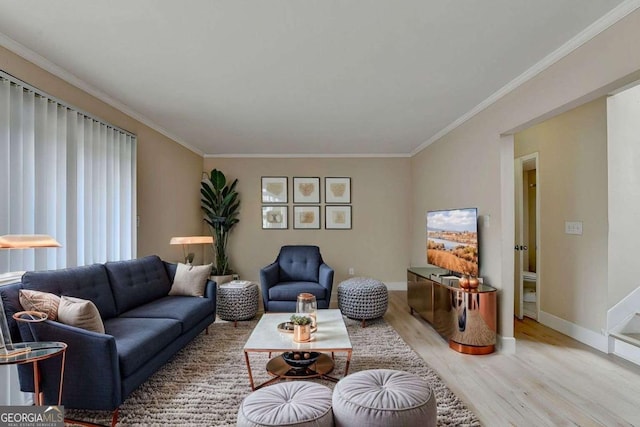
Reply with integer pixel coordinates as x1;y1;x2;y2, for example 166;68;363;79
290;314;313;343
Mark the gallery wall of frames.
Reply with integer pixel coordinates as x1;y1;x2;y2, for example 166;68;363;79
261;176;351;230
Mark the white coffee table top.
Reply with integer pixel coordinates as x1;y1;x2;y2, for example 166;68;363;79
244;309;352;352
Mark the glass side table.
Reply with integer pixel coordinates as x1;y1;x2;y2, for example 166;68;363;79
0;341;67;405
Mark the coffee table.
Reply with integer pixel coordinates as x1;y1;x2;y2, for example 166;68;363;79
243;309;353;390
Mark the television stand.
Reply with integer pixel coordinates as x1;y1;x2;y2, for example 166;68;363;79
407;267;497;355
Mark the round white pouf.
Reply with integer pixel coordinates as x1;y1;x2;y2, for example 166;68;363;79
217;283;259;326
332;369;437;427
337;277;388;327
237;381;334;427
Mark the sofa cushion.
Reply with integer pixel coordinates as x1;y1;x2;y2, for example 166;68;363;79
19;289;60;320
119;296;214;333
169;263;212;297
278;246;321;283
268;282;326;301
21;263;118;320
58;296;105;333
103;317;182;377
105;255;172;315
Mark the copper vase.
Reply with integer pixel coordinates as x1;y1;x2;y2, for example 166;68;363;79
293;324;311;342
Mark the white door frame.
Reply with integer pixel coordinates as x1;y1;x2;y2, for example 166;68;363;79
514;152;541;320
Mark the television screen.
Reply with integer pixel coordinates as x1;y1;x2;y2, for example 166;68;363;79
426;208;478;276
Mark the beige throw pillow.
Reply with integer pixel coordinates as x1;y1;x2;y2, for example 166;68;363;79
19;289;61;321
57;296;105;334
169;263;212;297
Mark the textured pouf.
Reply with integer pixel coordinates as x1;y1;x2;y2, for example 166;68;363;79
332;369;437;427
337;277;388;327
237;381;334;427
217;282;259;327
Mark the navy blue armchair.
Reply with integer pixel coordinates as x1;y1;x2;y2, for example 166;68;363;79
260;245;334;312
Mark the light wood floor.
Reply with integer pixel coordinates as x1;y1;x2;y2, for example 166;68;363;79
384;291;640;427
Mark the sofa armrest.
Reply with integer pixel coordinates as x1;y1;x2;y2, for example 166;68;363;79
259;262;279;310
25;320;122;410
319;263;335;299
204;279;217;308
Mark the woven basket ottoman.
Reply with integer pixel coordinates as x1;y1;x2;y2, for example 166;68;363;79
337;277;388;327
217;282;259;327
332;369;437;427
237;381;334;427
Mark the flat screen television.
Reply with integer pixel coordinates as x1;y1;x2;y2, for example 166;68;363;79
426;208;479;276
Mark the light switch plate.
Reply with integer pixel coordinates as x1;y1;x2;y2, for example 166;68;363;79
565;221;583;235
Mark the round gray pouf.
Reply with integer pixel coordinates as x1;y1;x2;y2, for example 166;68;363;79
337;277;388;327
332;369;437;427
217;282;259;327
237;381;334;427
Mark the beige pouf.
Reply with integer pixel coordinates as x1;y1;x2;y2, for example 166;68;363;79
332;369;437;427
237;381;334;427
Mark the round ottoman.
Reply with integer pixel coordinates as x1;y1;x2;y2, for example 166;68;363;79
217;282;259;327
332;369;437;427
237;381;334;427
337;277;388;327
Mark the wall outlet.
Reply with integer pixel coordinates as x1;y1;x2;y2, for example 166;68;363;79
348;267;354;275
565;221;583;235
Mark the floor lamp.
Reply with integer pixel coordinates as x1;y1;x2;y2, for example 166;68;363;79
169;236;214;264
0;234;61;358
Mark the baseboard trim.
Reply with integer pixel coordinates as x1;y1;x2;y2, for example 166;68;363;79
385;281;407;291
538;310;608;353
607;285;640;332
497;335;516;354
613;338;640;366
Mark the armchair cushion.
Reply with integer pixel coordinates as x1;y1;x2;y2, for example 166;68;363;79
269;282;327;302
278;246;322;282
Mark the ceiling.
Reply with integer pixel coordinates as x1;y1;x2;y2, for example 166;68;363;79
0;0;629;156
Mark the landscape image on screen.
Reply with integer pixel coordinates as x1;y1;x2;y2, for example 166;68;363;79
426;208;478;276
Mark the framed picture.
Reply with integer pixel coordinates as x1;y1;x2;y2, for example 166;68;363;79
325;177;351;204
262;206;288;229
325;205;352;229
293;206;321;229
293;177;320;203
261;177;288;203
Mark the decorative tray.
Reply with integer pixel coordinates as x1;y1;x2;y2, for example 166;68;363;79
277;322;317;334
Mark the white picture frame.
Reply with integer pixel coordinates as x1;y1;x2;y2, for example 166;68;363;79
261;177;288;203
325;177;351;204
293;177;320;204
293;206;321;229
262;206;288;229
325;205;352;229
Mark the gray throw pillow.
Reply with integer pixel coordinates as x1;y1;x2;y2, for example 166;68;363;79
169;263;212;297
57;295;105;334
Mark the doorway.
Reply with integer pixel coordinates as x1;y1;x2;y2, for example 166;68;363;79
514;153;540;320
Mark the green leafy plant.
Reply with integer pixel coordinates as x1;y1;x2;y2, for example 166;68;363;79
290;314;313;326
200;169;240;275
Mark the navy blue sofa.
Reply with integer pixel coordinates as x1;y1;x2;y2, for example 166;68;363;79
0;255;216;416
259;245;334;312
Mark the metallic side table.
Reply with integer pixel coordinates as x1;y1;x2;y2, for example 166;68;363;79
0;341;67;405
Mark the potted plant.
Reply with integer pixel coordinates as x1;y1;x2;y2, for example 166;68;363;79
290;314;313;342
201;169;240;284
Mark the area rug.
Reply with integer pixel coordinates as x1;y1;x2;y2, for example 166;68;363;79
66;316;480;426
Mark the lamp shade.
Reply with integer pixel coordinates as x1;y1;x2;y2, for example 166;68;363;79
0;234;62;249
169;236;214;245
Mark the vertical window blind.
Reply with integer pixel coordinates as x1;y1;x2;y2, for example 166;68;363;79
0;72;137;272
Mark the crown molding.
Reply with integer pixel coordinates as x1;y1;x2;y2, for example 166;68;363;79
0;33;204;157
411;0;640;157
205;153;411;159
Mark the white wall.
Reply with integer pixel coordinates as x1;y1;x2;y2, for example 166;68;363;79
411;8;640;345
607;83;640;308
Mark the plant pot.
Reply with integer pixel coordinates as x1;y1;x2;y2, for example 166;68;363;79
293;324;311;343
211;274;234;285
